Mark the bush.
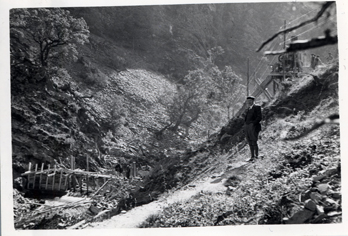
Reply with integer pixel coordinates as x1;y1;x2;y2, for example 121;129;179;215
80;66;108;88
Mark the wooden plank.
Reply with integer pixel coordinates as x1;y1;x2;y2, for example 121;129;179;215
39;163;44;189
71;155;75;170
52;165;56;190
64;174;68;190
86;156;89;195
58;171;63;190
132;162;136;177
74;175;81;192
56;169;116;179
45;164;50;190
67;220;86;230
71;174;76;191
33;164;38;189
91;179;110;197
28;162;32;189
255;78;272;100
268;72;293;76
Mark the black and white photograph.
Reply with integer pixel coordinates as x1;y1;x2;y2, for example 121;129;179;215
1;0;347;235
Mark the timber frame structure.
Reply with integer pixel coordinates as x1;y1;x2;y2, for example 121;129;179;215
22;162;138;195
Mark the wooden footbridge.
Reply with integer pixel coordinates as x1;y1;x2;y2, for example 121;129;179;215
22;162;138;195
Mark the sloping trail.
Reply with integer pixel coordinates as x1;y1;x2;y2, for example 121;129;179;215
86;177;226;228
86;156;251;229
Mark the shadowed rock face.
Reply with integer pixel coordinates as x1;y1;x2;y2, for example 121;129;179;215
10;66;175;192
11;79;104;179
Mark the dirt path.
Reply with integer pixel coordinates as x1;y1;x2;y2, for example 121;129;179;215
86;155;251;229
86;174;229;228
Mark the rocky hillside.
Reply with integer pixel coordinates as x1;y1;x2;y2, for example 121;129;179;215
136;61;341;227
12;61;341;229
10;2;340;230
139;61;340;191
11;2;337;180
12;32;182;180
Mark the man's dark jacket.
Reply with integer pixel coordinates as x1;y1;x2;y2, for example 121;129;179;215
245;105;262;132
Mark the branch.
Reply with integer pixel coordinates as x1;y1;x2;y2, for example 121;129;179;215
264;31;337;55
256;1;334;52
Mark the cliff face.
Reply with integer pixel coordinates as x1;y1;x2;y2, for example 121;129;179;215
12;72;101;178
11;33;178;180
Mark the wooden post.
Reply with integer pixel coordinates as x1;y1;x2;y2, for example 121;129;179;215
58;171;63;191
283;20;286;82
74;175;81;192
86;174;89;196
33;164;38;189
28;162;32;189
52;165;57;191
86;156;89;195
86;156;89;172
91;179;110;197
64;174;68;190
130;164;134;179
39;163;44;189
133;162;137;177
71;155;75;170
255;78;272;100
78;176;83;194
45;164;50;190
72;174;76;191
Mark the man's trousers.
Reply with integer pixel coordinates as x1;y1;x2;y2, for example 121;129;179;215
244;123;260;158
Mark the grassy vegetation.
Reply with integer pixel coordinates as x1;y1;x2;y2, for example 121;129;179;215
138;63;341;227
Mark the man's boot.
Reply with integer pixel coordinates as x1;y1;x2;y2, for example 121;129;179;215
254;144;259;158
248;145;255;162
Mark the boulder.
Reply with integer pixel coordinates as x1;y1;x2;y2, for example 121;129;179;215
330;192;341;200
312;175;325;182
316;205;325;215
299;189;311;202
311;213;327;223
285;209;314;224
317;183;330;193
327;211;341;217
323;168;337;177
304;200;317;212
310;192;323;202
323;198;339;211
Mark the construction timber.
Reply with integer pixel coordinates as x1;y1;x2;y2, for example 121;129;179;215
21;162;137;195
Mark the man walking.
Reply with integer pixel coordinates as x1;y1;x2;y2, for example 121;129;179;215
244;96;262;162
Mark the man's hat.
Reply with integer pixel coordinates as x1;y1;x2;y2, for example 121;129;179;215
247;96;255;100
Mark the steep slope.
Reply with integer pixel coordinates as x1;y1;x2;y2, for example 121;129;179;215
126;62;340;227
11;33;185;229
10;3;339;229
11;33;179;180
